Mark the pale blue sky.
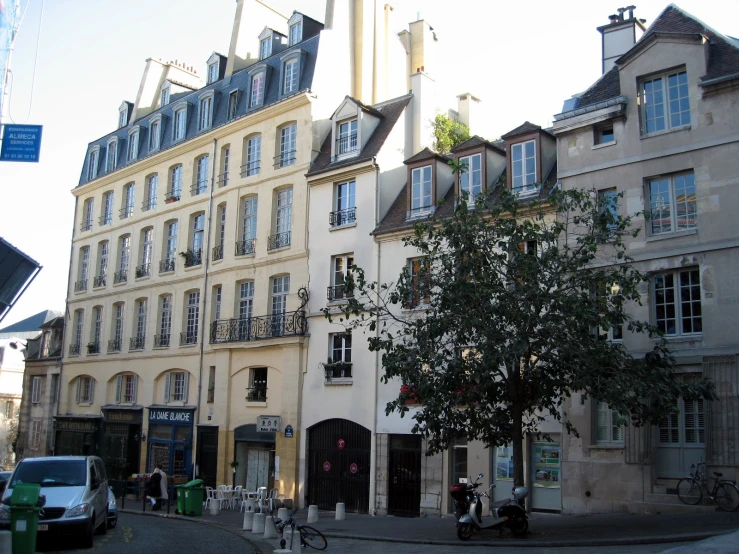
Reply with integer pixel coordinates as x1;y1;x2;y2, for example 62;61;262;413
1;0;737;327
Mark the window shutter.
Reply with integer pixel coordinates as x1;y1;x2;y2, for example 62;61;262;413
132;375;138;403
183;373;189;403
76;378;81;404
90;378;95;404
115;375;122;404
164;372;171;403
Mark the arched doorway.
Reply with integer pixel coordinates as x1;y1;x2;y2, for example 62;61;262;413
308;419;370;513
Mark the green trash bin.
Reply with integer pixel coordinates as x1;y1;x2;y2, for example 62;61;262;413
175;484;187;515
182;479;204;516
10;483;42;554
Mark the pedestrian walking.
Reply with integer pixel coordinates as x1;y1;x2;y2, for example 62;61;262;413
158;466;169;510
147;466;166;510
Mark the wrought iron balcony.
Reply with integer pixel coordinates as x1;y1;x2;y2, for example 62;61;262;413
212;245;223;261
335;133;358;156
217;172;229;187
164;189;181;203
246;386;268;402
107;339;121;353
182;249;202;268
80;220;93;232
142;198;157;211
327;284;353;302
93;274;106;288
120;206;133;219
235;239;256;256
324;362;352;380
329;207;356;227
74;279;87;292
99;213;113;226
240;160;260;177
113;269;128;284
159;258;175;274
210;311;307;344
87;342;100;354
135;264;150;278
190;180;208;196
68;343;81;356
180;332;198;346
154;334;170;348
273;150;296;169
129;335;145;351
267;232;290;251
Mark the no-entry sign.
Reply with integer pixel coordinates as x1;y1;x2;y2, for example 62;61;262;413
337;438;346;450
323;461;331;472
349;463;358;474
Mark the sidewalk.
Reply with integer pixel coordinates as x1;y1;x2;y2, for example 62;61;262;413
120;501;739;549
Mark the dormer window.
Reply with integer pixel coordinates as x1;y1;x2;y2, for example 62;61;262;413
172;103;189;142
118;105;128;129
251;71;265;107
283;57;299;94
105;139;118;172
459;153;482;204
410;166;433;217
161;86;170;107
127;128;140;162
337;119;358;155
228;90;239;120
87;147;100;181
198;92;215;132
260;38;271;59
207;62;219;84
289;21;302;46
511;140;536;194
149;115;163;152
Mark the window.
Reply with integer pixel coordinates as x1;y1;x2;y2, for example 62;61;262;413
90;306;103;352
31;376;41;404
269;188;292;250
219;146;230;187
598;188;618;231
166;371;189;402
289;20;302;45
199;95;213;131
207;61;219;84
331;180;356;226
157;296;172;347
96;241;109;286
81;198;94;231
594;125;615;145
189;214;205;264
116;235;130;283
161;87;170;107
337;119;358;155
41;331;51;357
174;108;187;141
597;282;623;342
116;374;137;404
410;166;432;217
329;254;354;301
595;401;624;444
143;174;158;211
118;108;127;129
168;165;183;201
406;258;431;308
134;299;147;344
73;309;84;351
128;130;139;161
213;286;222;321
640;69;690;134
260;38;271;59
238;281;254;340
121;183;135;219
283;58;299;94
76;376;94;404
243;135;261;176
239;196;258;255
271;275;290;336
106;140;118;172
184;291;200;345
149;118;162;151
648;172;696;235
77;247;90;291
207;366;216;403
250;72;265;107
110;303;124;351
214;204;226;260
327;333;352;379
228;91;238;120
653;268;702;336
278;123;296;167
162;220;178;271
511;140;536;194
101;191;114;225
87;150;99;181
193;155;209;195
247;367;268;402
31;421;41;449
459;153;482;204
660;398;704;444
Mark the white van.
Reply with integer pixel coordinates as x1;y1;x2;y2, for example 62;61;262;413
0;456;109;548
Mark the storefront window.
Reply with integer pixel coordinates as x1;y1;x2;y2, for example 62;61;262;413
451;438;468;484
175;426;190;441
148;424;171;440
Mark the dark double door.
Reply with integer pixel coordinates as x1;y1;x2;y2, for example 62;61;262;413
196;427;219;489
308;419;370;513
388;434;422;516
102;423;141;493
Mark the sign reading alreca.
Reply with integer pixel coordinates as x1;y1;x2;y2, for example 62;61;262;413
149;408;193;423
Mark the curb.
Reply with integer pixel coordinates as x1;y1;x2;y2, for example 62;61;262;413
119;508;268;553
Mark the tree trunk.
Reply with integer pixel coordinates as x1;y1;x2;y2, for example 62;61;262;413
511;400;525;490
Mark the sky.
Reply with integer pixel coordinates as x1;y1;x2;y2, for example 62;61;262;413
0;0;738;328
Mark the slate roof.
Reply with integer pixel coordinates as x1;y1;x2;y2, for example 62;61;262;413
451;135;505;155
79;34;322;186
306;94;412;177
501;121;546;140
0;310;63;334
403;147;450;165
573;66;621;110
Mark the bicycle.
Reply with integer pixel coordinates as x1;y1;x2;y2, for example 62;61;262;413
274;509;328;550
677;462;739;512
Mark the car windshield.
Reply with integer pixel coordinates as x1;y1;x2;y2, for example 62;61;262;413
10;460;86;487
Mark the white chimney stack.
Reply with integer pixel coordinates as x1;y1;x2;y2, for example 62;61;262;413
597;5;646;74
456;93;481;137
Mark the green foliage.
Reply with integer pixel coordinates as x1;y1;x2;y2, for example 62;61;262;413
323;186;715;486
431;113;470;153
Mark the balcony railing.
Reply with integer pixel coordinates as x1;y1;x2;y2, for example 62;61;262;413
135;264;150;278
240;160;260;177
246;386;268;402
335;133;358;156
87;342;100;354
329;207;356;227
217;172;229;187
107;339;121;353
119;206;133;219
74;279;88;292
113;269;128;284
99;213;113;226
93;274;106;288
210;310;307;344
80;220;93;232
212;245;223;261
180;332;198;346
267;232;290;251
159;258;175;274
154;334;170;348
273;151;296;169
142;198;156;211
324;362;353;380
68;343;81;356
164;190;181;203
327;284;353;302
182;249;202;268
190;180;208;196
129;335;145;351
235;239;256;256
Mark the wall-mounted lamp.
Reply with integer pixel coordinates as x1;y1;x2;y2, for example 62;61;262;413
135;431;147;442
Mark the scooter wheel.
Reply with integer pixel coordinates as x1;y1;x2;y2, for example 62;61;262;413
457;523;473;541
510;518;528;537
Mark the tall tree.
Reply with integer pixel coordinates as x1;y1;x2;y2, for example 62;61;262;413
431;114;470;153
324;184;715;488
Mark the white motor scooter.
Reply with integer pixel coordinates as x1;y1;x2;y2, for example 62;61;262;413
456;473;529;541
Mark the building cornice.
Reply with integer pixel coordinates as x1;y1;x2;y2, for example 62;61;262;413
306;161;376;186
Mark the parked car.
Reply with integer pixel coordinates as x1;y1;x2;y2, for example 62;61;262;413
0;456;109;549
0;471;12;495
107;486;117;528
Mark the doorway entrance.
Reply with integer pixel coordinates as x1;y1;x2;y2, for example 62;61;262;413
388;434;421;516
233;424;275;490
657;398;705;478
196;426;219;489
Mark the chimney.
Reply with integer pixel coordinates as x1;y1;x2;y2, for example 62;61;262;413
456;93;481;137
597;5;646;74
225;0;289;77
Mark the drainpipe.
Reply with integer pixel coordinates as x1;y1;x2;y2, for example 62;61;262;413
193;138;218;476
369;157;381;515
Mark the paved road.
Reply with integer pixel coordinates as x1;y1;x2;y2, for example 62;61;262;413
35;512;260;553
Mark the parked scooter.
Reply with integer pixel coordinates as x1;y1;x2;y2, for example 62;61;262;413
449;479;478;521
456;473;528;541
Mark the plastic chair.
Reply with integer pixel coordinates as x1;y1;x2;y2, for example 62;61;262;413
203;486;217;509
265;488;279;513
255;487;267;513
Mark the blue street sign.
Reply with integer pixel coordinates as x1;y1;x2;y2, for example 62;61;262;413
1;124;43;162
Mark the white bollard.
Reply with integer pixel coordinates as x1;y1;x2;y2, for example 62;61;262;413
277;507;289;523
242;510;254;531
287;528;302;554
209;500;220;516
0;531;10;553
335;502;346;520
252;512;266;534
307;504;319;523
263;515;278;539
